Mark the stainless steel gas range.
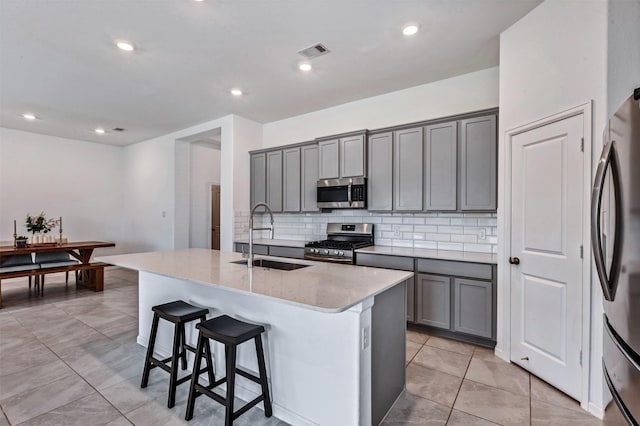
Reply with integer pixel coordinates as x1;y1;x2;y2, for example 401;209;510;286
304;223;374;264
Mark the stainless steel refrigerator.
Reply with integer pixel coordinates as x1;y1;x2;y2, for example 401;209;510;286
592;88;640;425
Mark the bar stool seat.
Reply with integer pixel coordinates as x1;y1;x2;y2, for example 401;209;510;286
141;300;214;408
186;315;272;426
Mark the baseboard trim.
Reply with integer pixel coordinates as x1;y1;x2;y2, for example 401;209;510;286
588;402;604;419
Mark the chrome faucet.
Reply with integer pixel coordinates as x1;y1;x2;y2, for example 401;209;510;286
248;202;274;268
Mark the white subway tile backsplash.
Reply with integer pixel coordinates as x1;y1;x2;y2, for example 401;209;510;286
424;217;450;225
234;209;497;254
450;217;478;226
382;217;404;224
414;225;438;233
438;242;464;251
437;225;464;234
425;233;451;242
463;243;493;253
414;240;438;249
391;239;414;248
478;218;497;226
451;234;478;243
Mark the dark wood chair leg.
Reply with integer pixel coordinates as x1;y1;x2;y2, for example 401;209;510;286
141;313;160;388
255;335;272;417
167;322;182;408
185;332;205;421
225;344;237;426
180;323;188;370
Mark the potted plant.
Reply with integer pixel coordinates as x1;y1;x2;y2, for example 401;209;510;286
16;235;28;248
25;212;58;243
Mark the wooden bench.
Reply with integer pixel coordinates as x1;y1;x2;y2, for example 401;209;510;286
0;262;108;308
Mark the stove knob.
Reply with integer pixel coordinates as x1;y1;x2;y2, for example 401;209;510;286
322;249;329;255
338;251;344;256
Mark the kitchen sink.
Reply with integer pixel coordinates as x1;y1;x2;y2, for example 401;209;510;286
231;258;309;271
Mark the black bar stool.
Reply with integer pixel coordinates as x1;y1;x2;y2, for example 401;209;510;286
141;300;215;408
185;315;272;426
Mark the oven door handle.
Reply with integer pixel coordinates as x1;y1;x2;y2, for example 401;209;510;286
304;254;353;264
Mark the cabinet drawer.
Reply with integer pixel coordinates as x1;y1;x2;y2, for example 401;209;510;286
234;243;268;256
416;258;491;280
356;253;414;271
269;246;304;259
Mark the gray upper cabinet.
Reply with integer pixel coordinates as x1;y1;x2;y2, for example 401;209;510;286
318;139;340;179
250;153;266;210
340;134;366;178
424;122;457;211
368;132;393;211
393;127;423;211
453;278;493;338
459;115;497;211
283;147;301;212
416;273;451;329
266;150;283;212
301;144;319;212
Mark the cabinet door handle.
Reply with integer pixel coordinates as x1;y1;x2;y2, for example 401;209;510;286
509;256;520;265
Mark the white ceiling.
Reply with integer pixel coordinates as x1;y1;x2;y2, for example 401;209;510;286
0;0;541;146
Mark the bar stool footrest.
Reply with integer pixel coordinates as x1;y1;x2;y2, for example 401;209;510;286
236;368;261;385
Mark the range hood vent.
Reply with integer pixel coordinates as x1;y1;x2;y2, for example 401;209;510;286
297;43;330;59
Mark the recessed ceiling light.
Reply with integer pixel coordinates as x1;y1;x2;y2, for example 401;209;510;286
116;41;135;51
95;128;105;134
22;113;36;120
402;24;419;36
299;63;312;72
230;88;243;96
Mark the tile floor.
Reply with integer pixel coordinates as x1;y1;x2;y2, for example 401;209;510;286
0;268;603;425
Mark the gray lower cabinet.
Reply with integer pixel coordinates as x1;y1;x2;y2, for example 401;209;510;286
393;127;423;211
283;147;301;212
301;144;319;212
340;134;366;178
266;150;283;212
250;153;266;210
416;274;451;329
234;243;269;256
424;121;457;211
459;115;497;211
355;253;415;322
368;132;393;211
233;243;304;259
318;139;340;179
454;278;493;338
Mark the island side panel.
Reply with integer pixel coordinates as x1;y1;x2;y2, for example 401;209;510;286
371;280;408;425
136;270;373;426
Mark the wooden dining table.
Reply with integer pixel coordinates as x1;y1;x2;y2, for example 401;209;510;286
0;241;116;302
0;241;115;265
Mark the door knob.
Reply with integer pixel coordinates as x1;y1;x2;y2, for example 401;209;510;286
509;256;520;265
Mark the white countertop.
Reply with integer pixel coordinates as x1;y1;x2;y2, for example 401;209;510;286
97;249;413;313
235;239;306;248
356;246;497;264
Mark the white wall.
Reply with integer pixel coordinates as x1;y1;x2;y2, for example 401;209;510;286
0;127;124;256
123;114;261;253
189;144;221;249
498;0;608;414
262;67;499;148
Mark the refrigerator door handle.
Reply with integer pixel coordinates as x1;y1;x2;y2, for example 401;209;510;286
591;140;624;301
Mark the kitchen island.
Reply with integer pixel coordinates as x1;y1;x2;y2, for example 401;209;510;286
97;249;413;426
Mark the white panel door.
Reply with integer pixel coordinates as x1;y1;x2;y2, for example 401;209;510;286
510;114;584;399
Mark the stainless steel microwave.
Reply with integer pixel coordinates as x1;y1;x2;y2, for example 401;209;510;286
317;177;367;209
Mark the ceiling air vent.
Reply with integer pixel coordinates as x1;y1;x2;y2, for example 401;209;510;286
297;43;330;59
112;127;125;132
